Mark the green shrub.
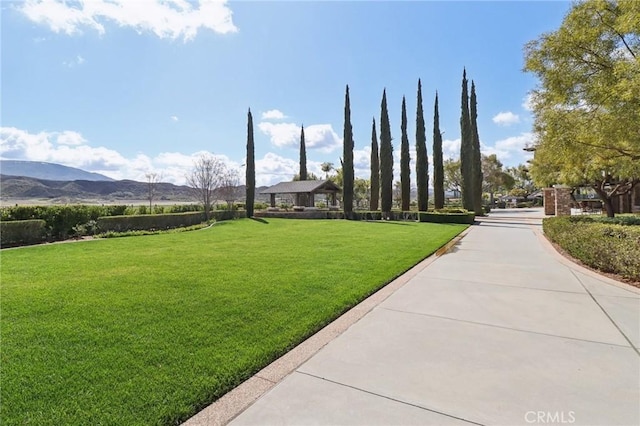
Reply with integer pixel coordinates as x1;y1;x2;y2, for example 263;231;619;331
567;214;640;226
433;207;468;214
211;210;244;221
0;205;131;240
167;204;202;213
543;216;640;281
97;212;206;233
0;220;47;247
419;212;475;224
516;201;534;208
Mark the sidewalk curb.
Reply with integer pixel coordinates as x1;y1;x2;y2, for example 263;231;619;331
183;226;473;426
531;226;640;295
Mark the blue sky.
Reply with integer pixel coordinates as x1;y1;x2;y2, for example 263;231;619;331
1;0;572;186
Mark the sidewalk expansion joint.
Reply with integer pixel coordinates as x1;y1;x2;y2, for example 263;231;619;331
427;276;586;295
570;270;640;357
296;371;485;426
380;307;633;349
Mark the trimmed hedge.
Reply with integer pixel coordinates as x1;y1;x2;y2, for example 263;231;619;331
564;215;640;226
543;216;640;281
97;212;206;233
419;212;475;224
253;209;475;224
0;220;46;248
0;205;128;240
96;210;244;233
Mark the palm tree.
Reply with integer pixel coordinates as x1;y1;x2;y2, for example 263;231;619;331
321;162;334;180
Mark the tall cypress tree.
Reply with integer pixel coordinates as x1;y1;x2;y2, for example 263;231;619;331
299;125;307;180
343;85;354;215
245;108;255;218
415;79;428;212
370;118;380;211
460;68;474;211
470;81;484;215
433;92;444;209
380;89;394;216
400;96;411;211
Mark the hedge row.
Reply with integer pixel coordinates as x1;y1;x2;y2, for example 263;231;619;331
0;205;129;240
543;216;640;281
564;215;640;226
96;210;244;233
97;212;206;233
254;210;475;224
418;212;476;224
0;220;47;248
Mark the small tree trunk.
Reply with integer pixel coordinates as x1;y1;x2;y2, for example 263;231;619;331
592;182;615;218
603;198;615;218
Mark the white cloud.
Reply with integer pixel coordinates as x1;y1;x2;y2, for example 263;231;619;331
18;0;237;42
522;93;535;112
442;138;461;159
170;115;179;122
258;122;341;153
261;109;287;120
63;54;85;67
494;132;535;152
257;122;299;148
0;126;244;185
492;111;520;126
255;152;297;187
478;132;536;163
56;130;86;145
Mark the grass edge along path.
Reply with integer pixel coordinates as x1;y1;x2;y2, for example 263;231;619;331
1;218;467;425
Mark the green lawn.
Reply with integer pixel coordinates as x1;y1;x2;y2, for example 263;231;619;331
1;218;466;425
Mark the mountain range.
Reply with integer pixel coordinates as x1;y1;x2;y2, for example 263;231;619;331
0;160;269;205
1;160;115;182
0;160;195;203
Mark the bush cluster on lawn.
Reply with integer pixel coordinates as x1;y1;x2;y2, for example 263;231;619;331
96;210;243;233
419;212;476;224
0;204;210;242
256;209;475;223
0;205;128;240
543;216;640;281
0;220;47;247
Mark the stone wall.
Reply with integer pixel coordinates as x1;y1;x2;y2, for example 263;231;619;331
554;187;572;216
543;188;555;215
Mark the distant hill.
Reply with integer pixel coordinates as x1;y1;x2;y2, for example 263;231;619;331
0;175;196;203
0;160;114;182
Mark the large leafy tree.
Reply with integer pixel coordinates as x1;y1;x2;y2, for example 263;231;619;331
400;96;411;211
380;89;394;216
459;69;474;212
245;109;255;217
470;81;484;215
506;164;537;199
524;0;639;217
415;79;429;211
444;158;462;196
482;154;515;205
343;85;354;215
370;118;380;211
432;91;444;209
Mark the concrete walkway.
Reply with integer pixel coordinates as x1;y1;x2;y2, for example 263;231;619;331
188;208;640;426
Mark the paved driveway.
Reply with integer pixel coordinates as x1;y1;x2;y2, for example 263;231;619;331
189;208;640;426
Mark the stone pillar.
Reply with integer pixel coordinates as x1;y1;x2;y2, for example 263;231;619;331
554;186;572;216
543;188;555;215
270;194;276;208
